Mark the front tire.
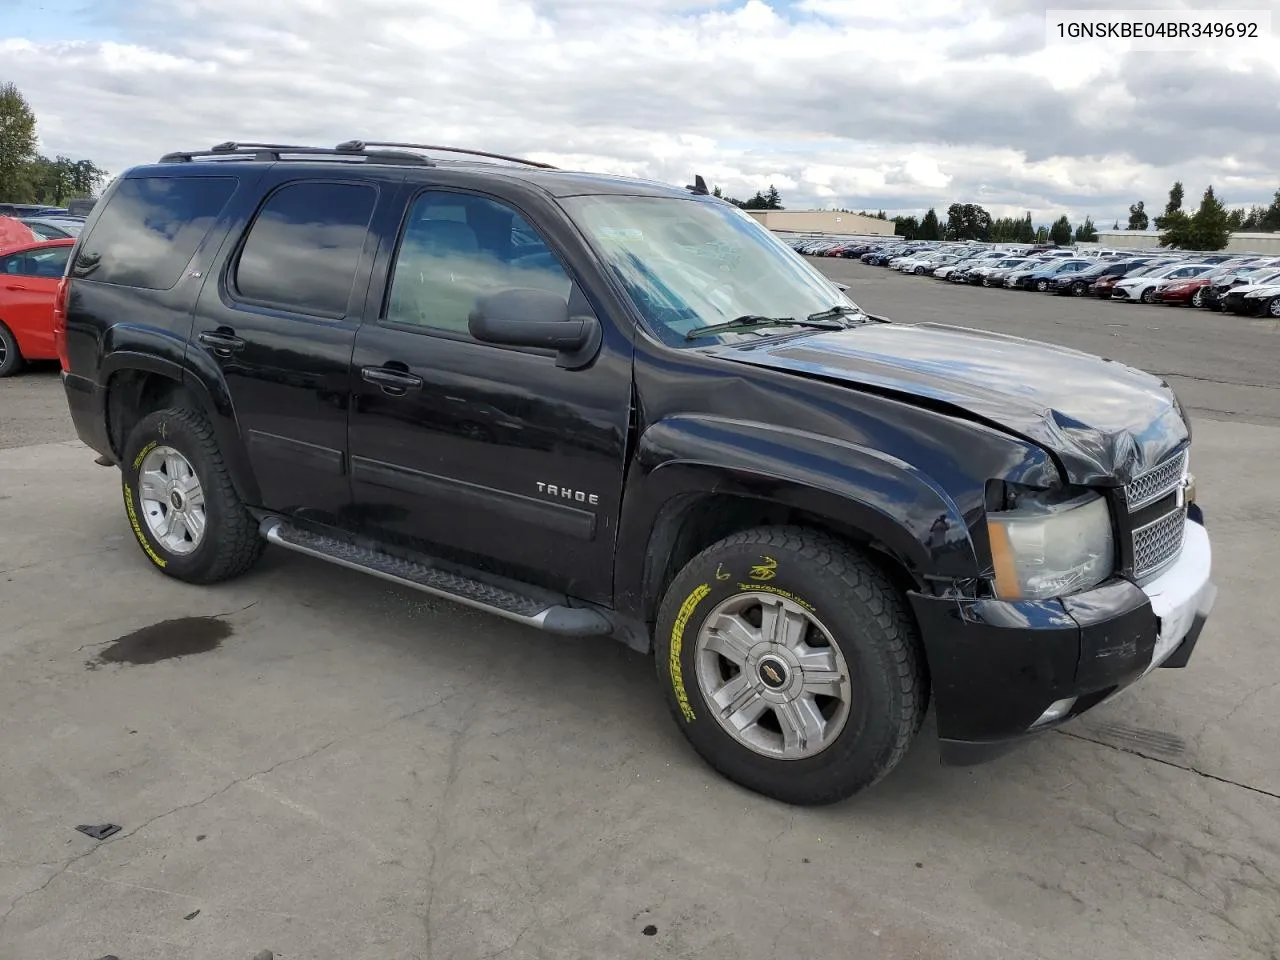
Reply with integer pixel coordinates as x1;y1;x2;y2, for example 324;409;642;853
654;526;927;806
1035;279;1050;292
0;323;24;378
1191;289;1204;307
1140;287;1156;304
120;407;264;584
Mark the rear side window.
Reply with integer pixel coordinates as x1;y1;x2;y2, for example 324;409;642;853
233;181;377;318
71;176;237;289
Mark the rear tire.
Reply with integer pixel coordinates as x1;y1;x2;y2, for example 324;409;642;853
0;323;24;378
119;407;265;584
654;526;927;806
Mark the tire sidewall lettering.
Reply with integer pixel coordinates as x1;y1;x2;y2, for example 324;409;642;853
122;480;168;568
669;583;710;722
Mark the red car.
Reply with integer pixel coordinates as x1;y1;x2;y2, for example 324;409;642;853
1157;276;1212;307
0;238;74;377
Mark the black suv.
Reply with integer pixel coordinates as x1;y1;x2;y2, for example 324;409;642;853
56;141;1216;805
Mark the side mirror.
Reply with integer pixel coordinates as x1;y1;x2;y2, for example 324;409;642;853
468;287;601;369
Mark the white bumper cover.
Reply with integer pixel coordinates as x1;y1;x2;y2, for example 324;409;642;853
1139;519;1216;674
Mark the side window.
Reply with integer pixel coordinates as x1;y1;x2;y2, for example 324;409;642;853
384;190;570;335
233;181;377;318
0;247;69;277
71;176;238;289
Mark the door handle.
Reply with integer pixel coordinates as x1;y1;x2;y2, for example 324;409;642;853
4;284;27;291
361;366;423;396
198;330;246;357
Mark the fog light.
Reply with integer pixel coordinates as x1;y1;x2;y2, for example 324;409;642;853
1031;697;1077;729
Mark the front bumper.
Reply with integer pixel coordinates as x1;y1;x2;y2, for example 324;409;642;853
908;516;1215;765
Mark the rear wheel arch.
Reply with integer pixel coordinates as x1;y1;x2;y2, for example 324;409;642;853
102;357;260;504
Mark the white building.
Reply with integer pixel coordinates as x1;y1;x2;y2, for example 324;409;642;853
745;209;896;236
1092;229;1280;255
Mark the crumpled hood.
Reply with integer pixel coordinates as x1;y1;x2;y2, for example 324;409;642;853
708;322;1189;486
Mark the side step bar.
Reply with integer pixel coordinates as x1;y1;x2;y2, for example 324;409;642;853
260;518;612;637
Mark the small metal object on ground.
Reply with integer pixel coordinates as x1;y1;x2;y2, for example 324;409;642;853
75;824;121;840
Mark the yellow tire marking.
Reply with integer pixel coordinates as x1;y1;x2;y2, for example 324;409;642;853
748;555;777;581
123;482;167;568
736;583;815;613
669;583;710;722
131;439;158;470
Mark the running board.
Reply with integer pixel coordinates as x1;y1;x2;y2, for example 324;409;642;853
259;518;612;637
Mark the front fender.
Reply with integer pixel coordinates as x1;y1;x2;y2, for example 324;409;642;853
615;415;979;618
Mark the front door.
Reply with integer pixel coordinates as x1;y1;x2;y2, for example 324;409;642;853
189;169;404;520
0;243;72;360
346;186;633;604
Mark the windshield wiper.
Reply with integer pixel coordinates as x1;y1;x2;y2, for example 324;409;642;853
685;314;845;340
805;304;867;323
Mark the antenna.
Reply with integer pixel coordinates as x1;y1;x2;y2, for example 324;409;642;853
686;174;710;196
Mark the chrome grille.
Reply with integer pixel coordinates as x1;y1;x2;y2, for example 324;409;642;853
1132;507;1187;579
1125;450;1187;511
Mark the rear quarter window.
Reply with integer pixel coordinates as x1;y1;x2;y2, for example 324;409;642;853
71;175;238;289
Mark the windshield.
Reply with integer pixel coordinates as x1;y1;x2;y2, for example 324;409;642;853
562;195;860;347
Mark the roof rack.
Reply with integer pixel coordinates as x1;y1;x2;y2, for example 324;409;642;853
335;140;556;169
159;142;434;166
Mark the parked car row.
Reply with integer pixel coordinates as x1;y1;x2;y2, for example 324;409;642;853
791;236;1280;318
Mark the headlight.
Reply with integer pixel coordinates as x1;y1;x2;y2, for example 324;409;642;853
986;489;1115;601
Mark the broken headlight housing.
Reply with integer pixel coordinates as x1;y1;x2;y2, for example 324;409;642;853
985;485;1115;601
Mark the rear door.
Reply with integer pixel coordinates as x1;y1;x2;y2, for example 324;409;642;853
189;168;405;519
0;243;71;359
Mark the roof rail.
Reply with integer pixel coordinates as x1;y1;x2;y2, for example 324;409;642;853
335;140;556;169
159;142;434;166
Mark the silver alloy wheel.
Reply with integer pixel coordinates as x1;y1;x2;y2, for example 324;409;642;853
1269;297;1280;318
137;445;207;555
1191;288;1204;307
694;593;853;760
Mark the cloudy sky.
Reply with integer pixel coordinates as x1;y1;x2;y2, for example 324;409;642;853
3;0;1278;227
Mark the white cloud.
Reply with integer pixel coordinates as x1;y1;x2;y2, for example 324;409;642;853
3;0;1278;227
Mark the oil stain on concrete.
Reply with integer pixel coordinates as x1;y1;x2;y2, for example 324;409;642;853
92;617;232;667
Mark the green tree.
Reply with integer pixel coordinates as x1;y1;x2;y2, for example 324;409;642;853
1074;216;1098;242
1187;185;1230;250
1157;210;1193;248
892;214;919;239
1259;188;1280;231
1127;200;1149;231
918;207;941;241
764;185;783;210
1049;215;1072;246
944;202;993;241
1153;180;1192;245
0;82;39;202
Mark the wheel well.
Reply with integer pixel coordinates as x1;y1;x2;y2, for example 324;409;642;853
105;370;198;456
642;493;923;624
